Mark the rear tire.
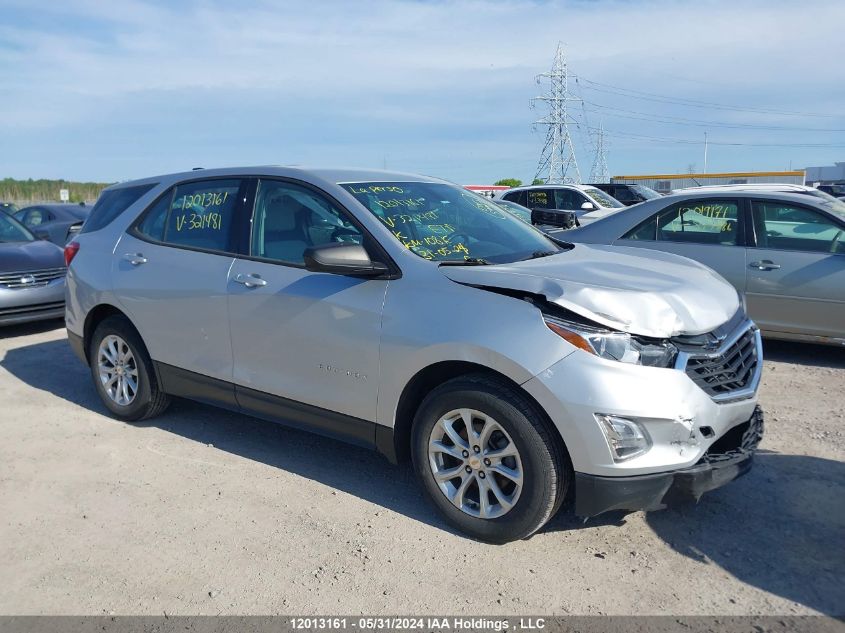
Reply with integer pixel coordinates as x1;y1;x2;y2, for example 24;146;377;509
411;374;569;544
88;316;170;421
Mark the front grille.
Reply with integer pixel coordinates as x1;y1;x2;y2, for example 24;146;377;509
0;301;64;317
684;327;758;397
0;267;66;289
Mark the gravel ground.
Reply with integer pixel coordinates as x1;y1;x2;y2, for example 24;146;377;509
0;320;842;616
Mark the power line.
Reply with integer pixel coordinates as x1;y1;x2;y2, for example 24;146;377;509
591;127;845;148
578;77;843;119
582;100;845;132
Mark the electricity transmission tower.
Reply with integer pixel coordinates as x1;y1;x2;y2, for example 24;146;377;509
532;43;581;184
589;120;610;183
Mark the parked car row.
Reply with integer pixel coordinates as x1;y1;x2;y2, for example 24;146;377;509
493;182;845;346
3;166;841;544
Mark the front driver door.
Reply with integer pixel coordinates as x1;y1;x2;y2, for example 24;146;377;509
227;179;388;436
746;200;845;339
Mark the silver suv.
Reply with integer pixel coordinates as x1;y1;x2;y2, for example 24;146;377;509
66;167;763;543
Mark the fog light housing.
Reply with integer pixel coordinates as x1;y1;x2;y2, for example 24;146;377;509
595;414;652;462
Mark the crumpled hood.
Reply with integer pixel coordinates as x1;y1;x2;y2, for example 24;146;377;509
440;243;740;338
0;239;65;272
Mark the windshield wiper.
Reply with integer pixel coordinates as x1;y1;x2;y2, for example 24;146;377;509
521;250;558;261
438;258;490;266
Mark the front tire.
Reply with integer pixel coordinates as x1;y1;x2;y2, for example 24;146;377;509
88;316;170;421
411;374;569;544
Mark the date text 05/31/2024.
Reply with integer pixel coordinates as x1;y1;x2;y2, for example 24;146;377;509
290;617;546;631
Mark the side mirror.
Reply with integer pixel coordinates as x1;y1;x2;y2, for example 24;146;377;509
581;201;596;211
34;230;50;241
303;243;388;276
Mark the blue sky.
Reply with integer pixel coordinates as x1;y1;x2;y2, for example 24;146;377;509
1;0;843;184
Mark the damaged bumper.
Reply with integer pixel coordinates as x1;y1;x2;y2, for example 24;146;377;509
574;406;764;517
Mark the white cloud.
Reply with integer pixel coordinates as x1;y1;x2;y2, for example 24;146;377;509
0;0;843;180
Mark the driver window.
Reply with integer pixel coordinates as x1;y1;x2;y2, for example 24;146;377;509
251;180;363;265
752;201;843;254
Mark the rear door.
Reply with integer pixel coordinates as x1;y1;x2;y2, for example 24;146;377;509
746;199;845;339
615;197;747;290
112;178;248;389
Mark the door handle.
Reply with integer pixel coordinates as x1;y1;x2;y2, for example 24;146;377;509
749;260;781;271
123;253;147;266
233;273;268;288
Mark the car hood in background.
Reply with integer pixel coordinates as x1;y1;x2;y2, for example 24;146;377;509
0;240;65;272
440;243;739;338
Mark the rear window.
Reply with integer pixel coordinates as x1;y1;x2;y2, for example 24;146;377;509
80;183;156;234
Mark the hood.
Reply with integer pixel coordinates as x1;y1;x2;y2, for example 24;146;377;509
440;243;739;338
0;239;65;272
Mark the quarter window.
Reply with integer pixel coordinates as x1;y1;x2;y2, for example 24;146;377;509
251;180;363;265
752;201;844;254
502;190;527;207
81;183;156;234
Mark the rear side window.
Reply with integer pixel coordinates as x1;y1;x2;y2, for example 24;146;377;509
624;199;741;245
134;179;244;253
81;183;156;234
527;189;552;209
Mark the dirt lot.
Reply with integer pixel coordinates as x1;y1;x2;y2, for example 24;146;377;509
0;320;843;616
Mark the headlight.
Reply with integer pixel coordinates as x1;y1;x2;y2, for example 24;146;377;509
544;316;677;368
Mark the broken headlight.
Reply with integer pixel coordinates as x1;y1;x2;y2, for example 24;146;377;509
544;316;677;368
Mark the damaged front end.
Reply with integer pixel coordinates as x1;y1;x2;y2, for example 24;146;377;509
574;406;764;518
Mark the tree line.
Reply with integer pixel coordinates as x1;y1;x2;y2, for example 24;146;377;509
0;178;111;204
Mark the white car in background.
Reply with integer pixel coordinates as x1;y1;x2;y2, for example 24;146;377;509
675;183;842;204
497;184;626;227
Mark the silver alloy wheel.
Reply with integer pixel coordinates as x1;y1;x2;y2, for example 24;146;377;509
97;335;139;407
428;408;523;519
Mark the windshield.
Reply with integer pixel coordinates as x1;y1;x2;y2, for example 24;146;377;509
820;198;845;221
340;182;562;263
630;184;662;200
494;200;531;224
0;213;35;242
583;187;625;208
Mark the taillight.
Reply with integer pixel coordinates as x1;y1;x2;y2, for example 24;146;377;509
64;241;80;266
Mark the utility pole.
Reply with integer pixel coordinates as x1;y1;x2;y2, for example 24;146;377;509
703;131;708;174
589;120;610;183
532;42;581;184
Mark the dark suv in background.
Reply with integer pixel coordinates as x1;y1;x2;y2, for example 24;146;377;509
587;183;662;206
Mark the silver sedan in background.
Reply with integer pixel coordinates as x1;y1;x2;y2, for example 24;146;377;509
564;190;845;345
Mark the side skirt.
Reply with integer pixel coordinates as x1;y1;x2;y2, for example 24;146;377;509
154;362;387;455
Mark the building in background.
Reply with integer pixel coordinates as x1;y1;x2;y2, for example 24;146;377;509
610;171;805;194
804;162;845;185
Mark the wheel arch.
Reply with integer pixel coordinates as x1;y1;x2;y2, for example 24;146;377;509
383;360;570;469
82;304;141;364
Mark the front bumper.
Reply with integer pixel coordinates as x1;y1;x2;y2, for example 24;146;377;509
575;406;764;517
0;278;66;326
